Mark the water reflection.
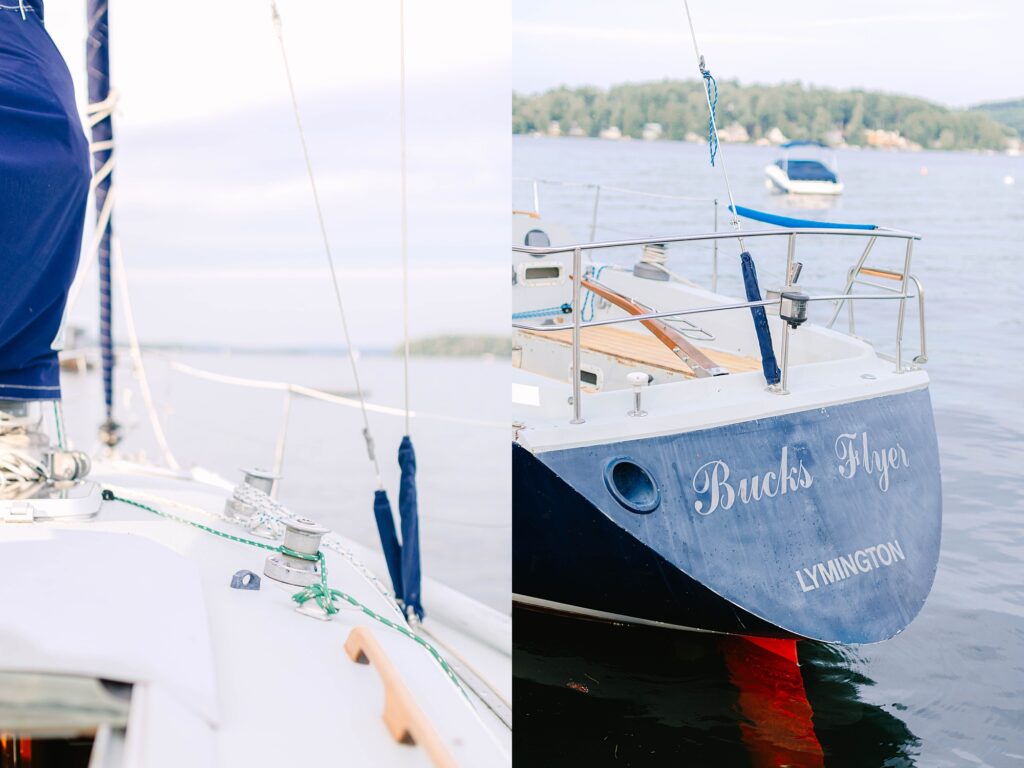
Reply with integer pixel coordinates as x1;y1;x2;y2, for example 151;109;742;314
773;192;840;212
514;606;919;767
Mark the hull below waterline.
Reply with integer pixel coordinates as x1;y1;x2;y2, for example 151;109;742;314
514;388;942;644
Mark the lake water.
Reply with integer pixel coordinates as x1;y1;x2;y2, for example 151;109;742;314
513;136;1024;766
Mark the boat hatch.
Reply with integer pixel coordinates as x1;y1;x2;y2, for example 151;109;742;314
0;671;131;767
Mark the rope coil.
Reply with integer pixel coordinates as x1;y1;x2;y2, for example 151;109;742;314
702;67;719;167
682;0;743;241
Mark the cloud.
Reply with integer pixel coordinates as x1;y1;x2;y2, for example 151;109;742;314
807;12;990;28
512;23;800;46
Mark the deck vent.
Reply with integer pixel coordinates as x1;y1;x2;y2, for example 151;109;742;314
604;458;660;514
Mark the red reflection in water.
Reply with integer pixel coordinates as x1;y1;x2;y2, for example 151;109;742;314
721;636;824;768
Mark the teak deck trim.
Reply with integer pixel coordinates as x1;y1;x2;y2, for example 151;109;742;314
519;325;760;377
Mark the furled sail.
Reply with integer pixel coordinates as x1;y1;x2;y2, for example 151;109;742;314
86;0;119;442
0;1;91;400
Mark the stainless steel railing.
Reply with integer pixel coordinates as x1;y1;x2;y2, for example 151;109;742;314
513;179;725;290
512;226;924;424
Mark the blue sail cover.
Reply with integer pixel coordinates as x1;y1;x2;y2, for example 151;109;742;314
730;205;877;231
0;2;91;400
373;489;404;600
740;252;781;386
398;435;423;620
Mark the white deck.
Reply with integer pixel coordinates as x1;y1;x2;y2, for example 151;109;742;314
0;462;510;766
512;214;928;453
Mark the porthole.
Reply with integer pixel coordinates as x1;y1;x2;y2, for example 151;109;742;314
603;457;660;514
525;228;550;254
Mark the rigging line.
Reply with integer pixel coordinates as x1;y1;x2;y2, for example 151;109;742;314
681;0;744;251
399;0;411;436
59;91;119;348
112;238;180;470
270;2;382;485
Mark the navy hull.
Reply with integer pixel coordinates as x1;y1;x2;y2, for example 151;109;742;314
514;388;942;644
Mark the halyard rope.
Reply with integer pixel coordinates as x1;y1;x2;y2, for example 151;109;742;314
270;2;384;487
681;0;744;247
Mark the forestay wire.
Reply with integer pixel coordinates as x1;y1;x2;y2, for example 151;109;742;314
681;0;744;248
399;0;411;436
270;2;383;486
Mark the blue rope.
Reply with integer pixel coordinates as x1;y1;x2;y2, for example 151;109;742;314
513;303;572;320
581;265;609;322
702;69;718;167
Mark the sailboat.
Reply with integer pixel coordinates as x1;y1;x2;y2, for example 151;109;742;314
511;12;940;646
0;1;510;764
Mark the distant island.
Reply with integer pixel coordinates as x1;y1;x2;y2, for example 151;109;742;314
399;335;510;357
971;99;1024;138
514;81;1022;153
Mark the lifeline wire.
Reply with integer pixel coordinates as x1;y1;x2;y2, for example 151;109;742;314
270;2;383;485
681;0;744;247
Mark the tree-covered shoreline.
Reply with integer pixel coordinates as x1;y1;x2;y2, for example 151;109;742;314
513;81;1019;152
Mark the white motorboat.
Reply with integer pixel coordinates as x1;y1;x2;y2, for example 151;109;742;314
765;141;844;196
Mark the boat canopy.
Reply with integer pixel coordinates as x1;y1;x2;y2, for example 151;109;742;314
780;140;829;149
774;159;838;183
730;205;877;230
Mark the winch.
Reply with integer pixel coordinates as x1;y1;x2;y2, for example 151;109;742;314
263;516;329;586
225;467;278;521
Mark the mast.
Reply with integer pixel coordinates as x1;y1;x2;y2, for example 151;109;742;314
86;0;119;446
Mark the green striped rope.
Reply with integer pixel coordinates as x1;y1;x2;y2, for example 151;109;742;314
101;490;465;696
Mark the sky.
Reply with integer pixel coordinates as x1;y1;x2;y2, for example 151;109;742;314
512;0;1024;107
35;1;1020;347
42;0;509;348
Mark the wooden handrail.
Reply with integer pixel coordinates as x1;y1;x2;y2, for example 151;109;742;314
579;277;727;377
344;626;458;768
858;266;903;281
